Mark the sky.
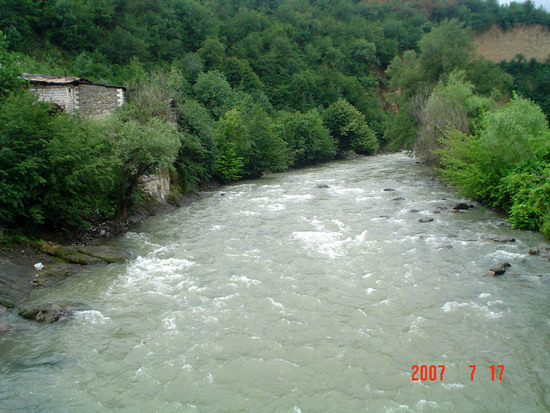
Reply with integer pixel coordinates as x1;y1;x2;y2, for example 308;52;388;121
498;0;550;11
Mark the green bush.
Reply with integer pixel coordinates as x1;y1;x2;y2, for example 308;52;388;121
0;91;116;229
215;143;245;182
439;95;550;237
498;161;550;231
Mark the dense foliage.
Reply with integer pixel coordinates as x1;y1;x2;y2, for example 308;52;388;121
1;0;550;237
0;91;116;229
439;96;550;236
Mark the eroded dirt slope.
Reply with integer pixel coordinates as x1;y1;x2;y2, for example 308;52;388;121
475;24;550;61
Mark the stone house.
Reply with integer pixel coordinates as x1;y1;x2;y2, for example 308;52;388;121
23;73;171;203
23;73;125;117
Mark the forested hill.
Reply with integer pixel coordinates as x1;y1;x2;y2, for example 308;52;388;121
1;0;550;239
2;0;550;99
2;0;550;119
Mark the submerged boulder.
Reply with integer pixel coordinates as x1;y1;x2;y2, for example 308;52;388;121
418;217;434;223
0;320;11;332
485;236;516;243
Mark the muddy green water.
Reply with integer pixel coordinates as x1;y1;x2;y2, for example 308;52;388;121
1;153;549;412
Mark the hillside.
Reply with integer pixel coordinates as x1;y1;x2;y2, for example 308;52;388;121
475;23;550;61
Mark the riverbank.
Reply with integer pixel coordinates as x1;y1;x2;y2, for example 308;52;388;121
0;189;203;315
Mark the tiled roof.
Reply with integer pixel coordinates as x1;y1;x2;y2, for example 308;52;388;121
22;73;124;89
22;73;93;85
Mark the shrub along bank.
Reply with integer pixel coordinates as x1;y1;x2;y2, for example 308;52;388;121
382;17;550;238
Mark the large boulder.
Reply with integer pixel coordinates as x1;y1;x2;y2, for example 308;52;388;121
75;245;133;263
36;241;102;265
18;302;88;323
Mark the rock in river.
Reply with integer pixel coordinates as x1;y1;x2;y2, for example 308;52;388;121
36;241;102;265
37;241;133;264
75;245;133;263
489;262;511;275
452;203;471;210
18;302;88;323
528;246;550;257
418;217;434;223
486;236;516;243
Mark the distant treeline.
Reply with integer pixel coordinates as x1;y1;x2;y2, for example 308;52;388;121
0;0;549;238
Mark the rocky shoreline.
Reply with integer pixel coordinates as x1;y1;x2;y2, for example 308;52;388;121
0;190;202;323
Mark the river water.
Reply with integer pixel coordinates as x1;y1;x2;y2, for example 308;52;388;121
1;153;549;412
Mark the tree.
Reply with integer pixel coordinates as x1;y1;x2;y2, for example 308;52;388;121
418;19;474;83
193;70;237;119
176;100;218;186
415;71;494;166
280;110;337;167
349;39;377;73
198;37;226;70
0;31;24;99
99;116;181;217
215;108;249;181
385;50;423;99
124;66;189;124
323;98;379;155
216;106;289;180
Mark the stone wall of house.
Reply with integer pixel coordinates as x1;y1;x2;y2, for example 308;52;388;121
77;84;125;117
29;84;78;112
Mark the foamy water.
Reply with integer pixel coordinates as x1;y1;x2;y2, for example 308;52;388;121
1;153;549;412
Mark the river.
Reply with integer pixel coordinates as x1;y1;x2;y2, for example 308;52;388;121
1;153;549;412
